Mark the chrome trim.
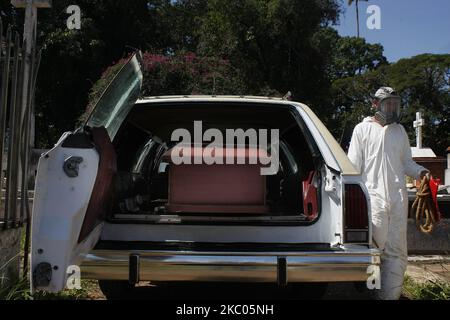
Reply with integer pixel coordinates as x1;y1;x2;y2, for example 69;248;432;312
81;248;380;283
113;214;308;222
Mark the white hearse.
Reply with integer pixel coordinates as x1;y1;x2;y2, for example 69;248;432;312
31;52;380;298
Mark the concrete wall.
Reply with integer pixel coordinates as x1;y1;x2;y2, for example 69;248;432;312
407;218;450;254
0;228;21;289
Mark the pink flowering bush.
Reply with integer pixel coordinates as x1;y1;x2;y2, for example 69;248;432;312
140;51;246;96
83;52;247;121
83;57;129;122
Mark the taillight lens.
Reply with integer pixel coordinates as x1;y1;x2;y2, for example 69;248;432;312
344;184;369;243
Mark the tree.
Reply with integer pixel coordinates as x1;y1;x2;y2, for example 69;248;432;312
0;0;22;29
330;54;450;156
196;0;341;111
33;0;208;147
85;51;247;120
387;54;450;155
8;0;446;157
160;0;208;52
141;52;247;96
312;27;387;81
328;65;388;149
4;0;343;146
347;0;368;38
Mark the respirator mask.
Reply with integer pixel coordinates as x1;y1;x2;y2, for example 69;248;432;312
374;96;401;126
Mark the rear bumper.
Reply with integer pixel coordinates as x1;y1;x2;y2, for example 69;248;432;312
81;246;380;283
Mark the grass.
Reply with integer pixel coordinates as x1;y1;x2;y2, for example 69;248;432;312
0;276;97;300
1;224;99;300
3;273;450;300
403;275;450;300
3;225;449;300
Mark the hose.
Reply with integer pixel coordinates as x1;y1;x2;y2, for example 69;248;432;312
411;176;437;234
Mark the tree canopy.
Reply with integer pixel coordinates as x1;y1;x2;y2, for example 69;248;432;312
1;0;448;155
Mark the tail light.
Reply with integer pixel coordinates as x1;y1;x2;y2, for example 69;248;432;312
344;184;369;244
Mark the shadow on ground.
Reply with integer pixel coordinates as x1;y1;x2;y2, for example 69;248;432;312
95;282;388;300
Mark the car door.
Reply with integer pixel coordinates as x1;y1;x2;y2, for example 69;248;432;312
31;52;143;292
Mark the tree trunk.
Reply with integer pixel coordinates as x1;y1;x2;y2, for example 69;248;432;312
356;0;360;38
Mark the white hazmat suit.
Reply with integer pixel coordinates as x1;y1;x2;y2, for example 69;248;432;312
348;116;427;300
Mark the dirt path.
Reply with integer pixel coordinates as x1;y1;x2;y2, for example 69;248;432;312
406;255;450;284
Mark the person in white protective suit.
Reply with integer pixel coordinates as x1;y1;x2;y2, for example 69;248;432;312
347;87;430;300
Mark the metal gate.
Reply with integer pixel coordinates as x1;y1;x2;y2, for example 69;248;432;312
0;16;41;273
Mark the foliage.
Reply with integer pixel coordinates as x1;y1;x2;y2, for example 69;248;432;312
6;0;342;146
0;0;22;29
403;275;450;300
0;223;97;300
387;54;450;155
311;27;388;145
30;0;209;147
1;0;448;155
0;276;97;300
312;27;387;81
327;65;389;149
84;51;248;122
196;0;341;108
141;51;247;96
0;277;33;300
331;54;450;155
81;57;128;124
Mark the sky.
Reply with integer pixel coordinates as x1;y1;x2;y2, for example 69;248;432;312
334;0;450;62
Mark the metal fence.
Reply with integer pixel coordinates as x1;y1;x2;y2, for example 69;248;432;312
0;17;41;231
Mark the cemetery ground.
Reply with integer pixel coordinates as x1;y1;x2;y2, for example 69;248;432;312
2;245;449;300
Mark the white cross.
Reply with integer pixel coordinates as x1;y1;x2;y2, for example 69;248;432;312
413;112;424;149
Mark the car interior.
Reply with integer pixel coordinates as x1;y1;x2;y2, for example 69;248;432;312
108;102;322;224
